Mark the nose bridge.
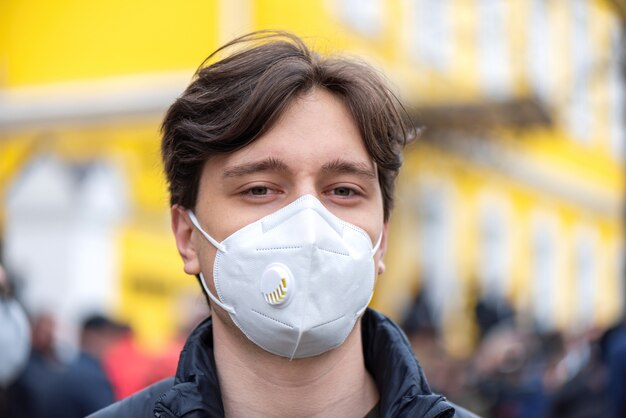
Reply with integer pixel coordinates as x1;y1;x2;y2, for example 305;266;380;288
292;176;321;202
261;193;345;238
296;196;344;238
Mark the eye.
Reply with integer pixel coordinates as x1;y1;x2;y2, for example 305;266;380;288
239;185;282;199
332;186;356;197
247;186;269;196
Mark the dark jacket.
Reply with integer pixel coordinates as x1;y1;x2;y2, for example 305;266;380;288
47;352;115;418
7;351;61;418
89;309;479;418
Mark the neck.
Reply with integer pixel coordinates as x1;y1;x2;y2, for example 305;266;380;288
212;313;378;418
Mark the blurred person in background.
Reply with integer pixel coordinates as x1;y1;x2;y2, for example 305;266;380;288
100;324;153;400
474;295;515;342
466;324;587;418
470;324;541;418
102;322;183;401
46;313;125;418
546;328;610;418
0;263;31;416
7;310;62;418
600;321;626;418
102;292;203;400
90;31;479;418
402;287;470;407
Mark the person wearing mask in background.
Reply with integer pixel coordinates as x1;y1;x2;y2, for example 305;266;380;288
0;264;31;416
90;31;479;418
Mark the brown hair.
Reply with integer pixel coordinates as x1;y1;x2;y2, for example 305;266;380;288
161;31;411;221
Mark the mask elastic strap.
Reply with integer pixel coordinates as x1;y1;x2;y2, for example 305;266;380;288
371;231;383;254
199;273;236;314
187;211;227;253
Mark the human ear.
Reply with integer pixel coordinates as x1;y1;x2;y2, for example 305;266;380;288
171;205;201;275
375;223;389;275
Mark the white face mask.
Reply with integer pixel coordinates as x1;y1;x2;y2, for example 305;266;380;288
188;194;381;359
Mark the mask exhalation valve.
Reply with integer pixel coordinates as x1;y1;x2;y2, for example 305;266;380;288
261;263;294;307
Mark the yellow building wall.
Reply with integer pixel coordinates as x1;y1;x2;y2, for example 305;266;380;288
0;0;218;86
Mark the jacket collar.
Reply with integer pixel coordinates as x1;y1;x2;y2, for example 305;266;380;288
154;317;224;417
154;309;453;418
361;309;454;418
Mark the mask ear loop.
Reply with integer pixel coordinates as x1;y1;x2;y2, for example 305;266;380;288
371;231;383;254
199;272;236;315
187;211;235;314
355;231;384;319
187;211;227;253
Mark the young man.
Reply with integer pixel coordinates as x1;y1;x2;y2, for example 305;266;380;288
90;31;478;418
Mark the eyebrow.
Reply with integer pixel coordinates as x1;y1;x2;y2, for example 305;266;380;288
222;157;290;178
321;159;377;179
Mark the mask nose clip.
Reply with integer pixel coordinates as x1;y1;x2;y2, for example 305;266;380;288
260;263;294;307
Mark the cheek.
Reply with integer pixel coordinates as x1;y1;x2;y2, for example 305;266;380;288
205;208;264;242
196;238;219;284
352;214;385;247
330;199;383;233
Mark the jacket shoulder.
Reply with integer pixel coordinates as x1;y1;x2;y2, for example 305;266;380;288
450;401;482;418
87;377;175;418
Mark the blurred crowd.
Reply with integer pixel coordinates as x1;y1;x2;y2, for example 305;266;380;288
3;256;626;418
402;290;626;418
0;264;184;418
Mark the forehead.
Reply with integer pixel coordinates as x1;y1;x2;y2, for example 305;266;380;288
220;89;373;170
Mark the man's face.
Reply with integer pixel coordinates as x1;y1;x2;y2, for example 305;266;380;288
172;88;388;314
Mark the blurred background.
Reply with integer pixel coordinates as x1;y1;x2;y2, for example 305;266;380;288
0;0;625;417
